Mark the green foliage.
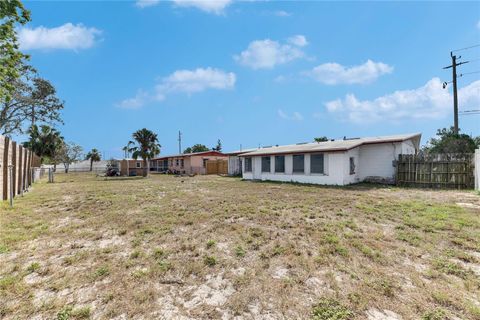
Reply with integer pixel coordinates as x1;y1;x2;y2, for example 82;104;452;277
26;262;40;273
204;255;217;266
314;136;329;143
311;298;354;320
0;0;31;103
24;125;64;164
184;144;209;154
93;266;109;279
85;148;101;171
235;245;246;257
206;239;216;248
421;308;447;320
424;127;478;154
213;139;222;151
130;128;161;176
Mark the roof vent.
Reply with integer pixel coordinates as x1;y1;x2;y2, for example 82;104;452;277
344;137;360;141
296;142;309;145
262;145;272;148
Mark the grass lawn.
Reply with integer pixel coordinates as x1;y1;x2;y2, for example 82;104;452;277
1;173;479;319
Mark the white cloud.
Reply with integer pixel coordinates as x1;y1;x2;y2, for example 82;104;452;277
309;60;393;85
18;23;101;51
117;67;236;108
172;0;232;14
278;109;303;121
325;78;480;123
287;35;308;47
234;36;307;69
135;0;161;8
274;10;291;17
116;90;149;109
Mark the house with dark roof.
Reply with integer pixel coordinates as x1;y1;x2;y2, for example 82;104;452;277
238;133;421;185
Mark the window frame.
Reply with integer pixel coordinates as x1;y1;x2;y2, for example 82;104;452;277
310;153;325;175
244;157;252;173
349;157;356;175
292;154;305;174
136;161;141;168
261;156;271;173
274;155;285;173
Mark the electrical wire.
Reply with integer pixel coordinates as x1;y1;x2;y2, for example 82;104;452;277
452;44;480;52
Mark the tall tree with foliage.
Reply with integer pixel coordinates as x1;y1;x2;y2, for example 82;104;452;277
424;127;479;154
213;139;222;152
58;141;83;173
0;0;30;103
0;66;64;136
183;144;209;154
85;148;101;171
130;128;161;177
23;124;64;169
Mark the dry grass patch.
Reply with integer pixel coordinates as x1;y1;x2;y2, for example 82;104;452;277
0;174;479;319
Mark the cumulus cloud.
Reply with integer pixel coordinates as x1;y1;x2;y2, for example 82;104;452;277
309;60;393;85
325;78;480;123
234;36;307;69
135;0;161;8
172;0;232;14
287;35;308;47
278;109;303;121
18;23;101;51
117;67;236;108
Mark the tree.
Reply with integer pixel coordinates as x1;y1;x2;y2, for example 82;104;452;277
85;148;101;171
0;68;64;136
213;139;222;151
184;144;209;154
0;0;31;103
314;136;329;142
424;127;478;154
23;124;63;169
130;128;161;177
57;141;83;173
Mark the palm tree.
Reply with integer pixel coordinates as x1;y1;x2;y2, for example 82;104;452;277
122;141;134;176
130;128;161;177
24;125;64;171
85;148;101;171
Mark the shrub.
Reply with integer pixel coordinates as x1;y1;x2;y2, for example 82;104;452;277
204;256;217;267
312;298;354;320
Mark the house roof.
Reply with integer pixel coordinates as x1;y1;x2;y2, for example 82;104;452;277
224;148;258;156
239;133;421;157
152;150;226;160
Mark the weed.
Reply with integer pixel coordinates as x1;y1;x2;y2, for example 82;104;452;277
311;298;354;320
421;308;447;320
152;248;165;260
235;245;246;257
204;256;217;267
432;258;468;279
93;267;109;279
26;262;41;273
206;239;216;249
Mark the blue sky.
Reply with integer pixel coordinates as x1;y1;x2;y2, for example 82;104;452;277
18;0;480;158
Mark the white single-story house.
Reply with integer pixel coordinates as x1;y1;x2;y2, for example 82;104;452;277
225;148;258;176
239;133;421;186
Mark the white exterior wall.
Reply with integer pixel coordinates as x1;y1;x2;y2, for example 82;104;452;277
358;142;406;181
242;152;348;185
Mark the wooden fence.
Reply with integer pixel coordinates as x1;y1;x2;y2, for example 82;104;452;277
0;135;41;201
206;159;228;175
396;153;475;189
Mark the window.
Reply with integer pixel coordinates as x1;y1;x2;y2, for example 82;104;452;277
169;159;173;166
275;156;285;173
311;154;324;174
292;154;304;173
203;159;208;168
350;157;356;175
136;161;141;168
261;156;271;172
176;159;179;166
180;159;184;168
244;157;252;172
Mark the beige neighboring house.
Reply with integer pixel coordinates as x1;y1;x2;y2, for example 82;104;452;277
151;151;228;175
119;159;145;176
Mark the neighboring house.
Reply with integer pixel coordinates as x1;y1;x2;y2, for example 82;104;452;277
151;151;228;175
119;159;145;176
239;133;421;186
225;148;257;176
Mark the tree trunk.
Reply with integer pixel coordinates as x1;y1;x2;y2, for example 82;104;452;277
143;159;148;177
90;159;93;171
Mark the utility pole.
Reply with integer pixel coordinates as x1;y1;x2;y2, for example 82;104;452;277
443;52;468;134
178;131;182;154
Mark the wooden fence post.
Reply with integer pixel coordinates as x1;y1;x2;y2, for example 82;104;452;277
3;137;10;201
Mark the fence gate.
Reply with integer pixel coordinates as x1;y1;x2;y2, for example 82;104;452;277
396;154;474;189
206;159;228;175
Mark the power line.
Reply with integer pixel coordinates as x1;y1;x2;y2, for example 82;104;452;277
452;44;480;53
